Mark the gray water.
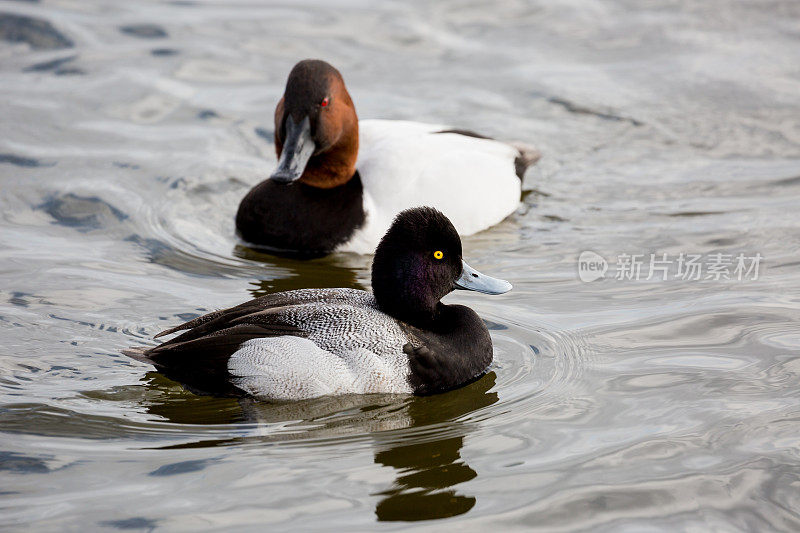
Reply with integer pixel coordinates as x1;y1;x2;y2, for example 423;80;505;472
1;0;800;530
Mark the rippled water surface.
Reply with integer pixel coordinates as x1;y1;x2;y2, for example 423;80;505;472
2;0;800;530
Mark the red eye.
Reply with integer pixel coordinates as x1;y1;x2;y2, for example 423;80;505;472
321;97;329;107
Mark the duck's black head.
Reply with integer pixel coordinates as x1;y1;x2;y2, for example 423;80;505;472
371;207;511;326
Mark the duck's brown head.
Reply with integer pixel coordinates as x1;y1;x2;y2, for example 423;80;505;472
271;59;359;189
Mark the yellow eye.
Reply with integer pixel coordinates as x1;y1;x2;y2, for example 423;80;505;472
433;250;444;260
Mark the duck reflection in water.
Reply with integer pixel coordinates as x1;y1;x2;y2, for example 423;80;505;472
233;244;368;294
138;370;498;521
371;373;498;521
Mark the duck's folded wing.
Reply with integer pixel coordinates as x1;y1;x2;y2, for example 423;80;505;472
124;322;307;396
153;292;301;341
152;288;368;344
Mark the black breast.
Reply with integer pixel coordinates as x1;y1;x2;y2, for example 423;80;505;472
235;172;366;257
400;304;494;395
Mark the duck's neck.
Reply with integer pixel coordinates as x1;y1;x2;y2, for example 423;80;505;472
373;276;450;330
381;300;443;330
301;152;357;188
299;115;359;189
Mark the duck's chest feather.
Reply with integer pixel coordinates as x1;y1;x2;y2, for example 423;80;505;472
398;304;494;396
235;173;365;256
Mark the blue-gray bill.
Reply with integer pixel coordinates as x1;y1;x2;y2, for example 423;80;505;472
454;260;512;294
270;115;315;183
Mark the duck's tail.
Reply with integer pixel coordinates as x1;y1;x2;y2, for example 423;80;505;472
509;141;541;180
121;346;156;366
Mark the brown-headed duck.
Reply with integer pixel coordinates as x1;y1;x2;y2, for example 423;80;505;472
235;59;539;257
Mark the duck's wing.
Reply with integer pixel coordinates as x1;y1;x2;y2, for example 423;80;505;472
124;298;314;396
151;288;370;344
224;300;414;400
123;289;413;399
355;120;536;240
123;321;302;396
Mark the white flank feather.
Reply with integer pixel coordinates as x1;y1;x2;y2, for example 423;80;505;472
339;120;522;253
226;289;415;401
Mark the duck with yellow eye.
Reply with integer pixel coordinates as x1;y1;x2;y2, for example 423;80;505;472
124;207;512;398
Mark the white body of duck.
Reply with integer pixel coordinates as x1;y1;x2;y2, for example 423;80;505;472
340;119;525;254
